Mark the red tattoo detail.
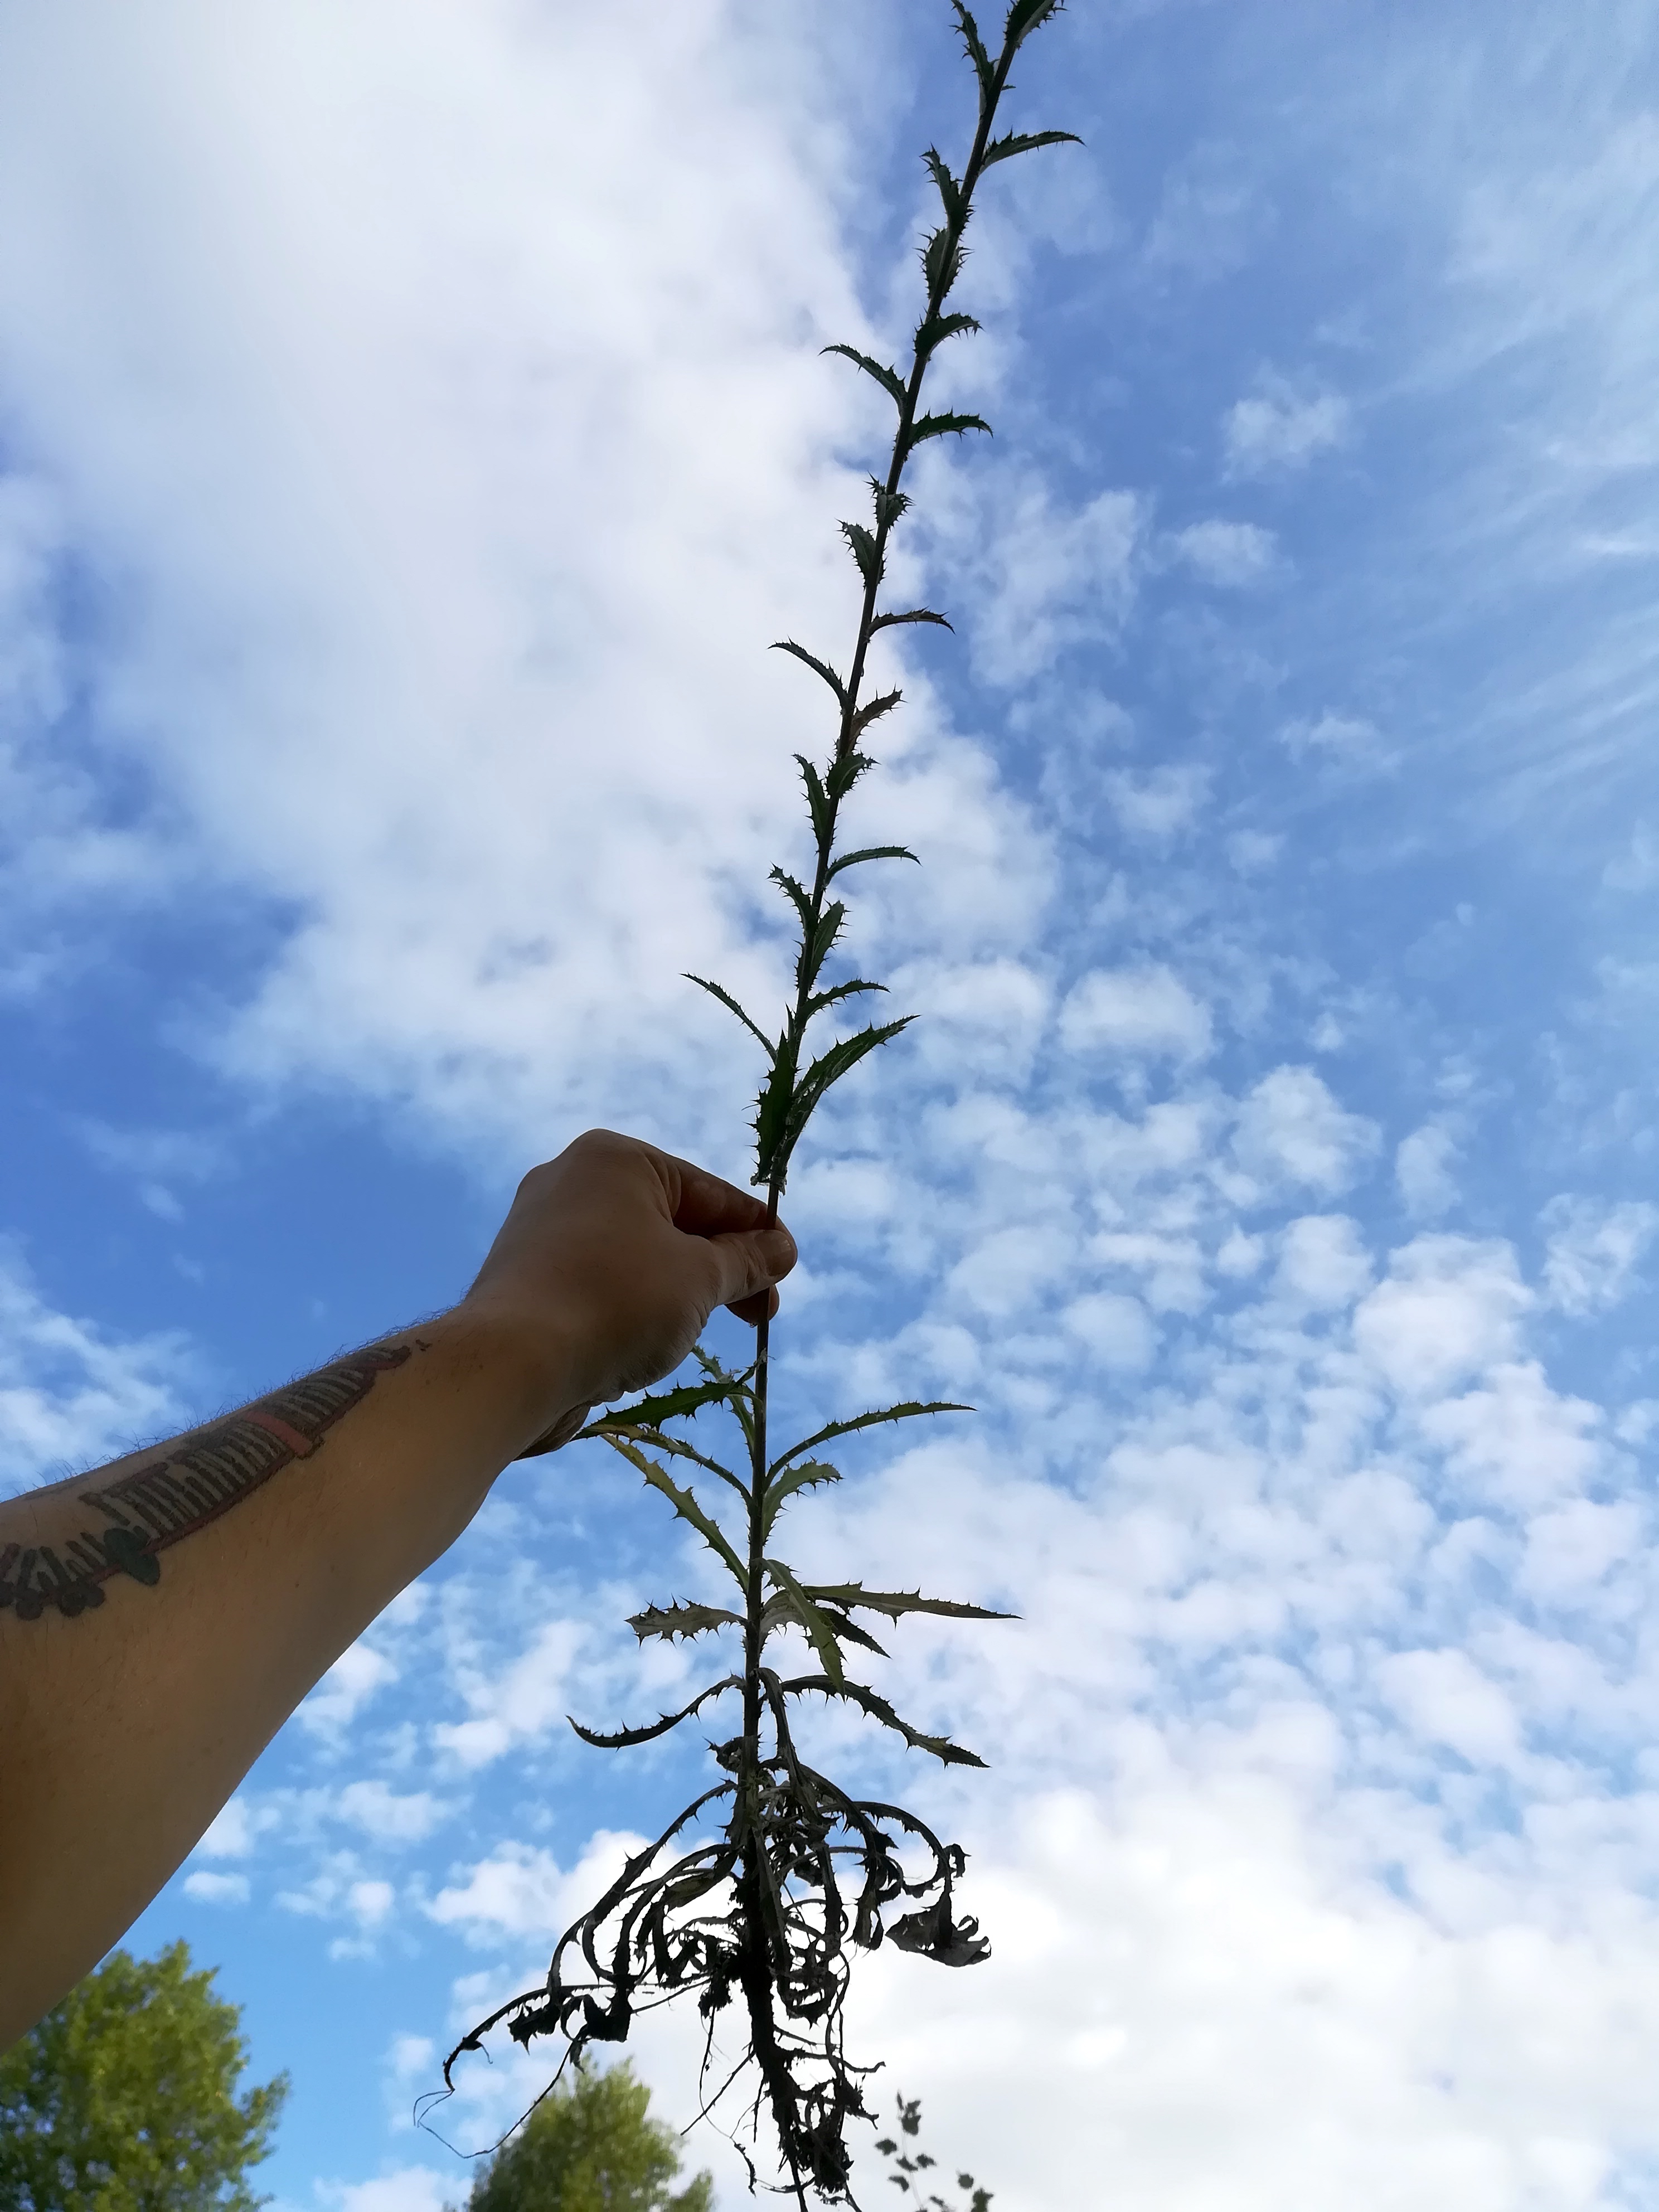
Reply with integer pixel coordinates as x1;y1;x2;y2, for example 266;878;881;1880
244;1409;319;1457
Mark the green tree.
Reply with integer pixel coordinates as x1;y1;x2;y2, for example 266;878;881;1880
462;2064;711;2212
0;1942;287;2212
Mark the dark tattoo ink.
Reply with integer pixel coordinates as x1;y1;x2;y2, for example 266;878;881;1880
0;1345;414;1624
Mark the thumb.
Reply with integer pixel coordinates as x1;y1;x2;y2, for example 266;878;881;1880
705;1223;797;1313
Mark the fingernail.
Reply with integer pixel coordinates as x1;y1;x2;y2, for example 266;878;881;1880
764;1227;797;1270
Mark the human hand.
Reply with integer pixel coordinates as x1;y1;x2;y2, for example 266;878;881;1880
458;1129;797;1457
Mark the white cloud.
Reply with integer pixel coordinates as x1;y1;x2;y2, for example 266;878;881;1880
1396;1123;1461;1221
324;2169;453;2212
433;1619;586;1769
1104;763;1209;840
194;1795;272;1860
1274;1214;1373;1311
1420;1358;1602;1514
428;1833;641;1944
1519;1497;1643;1606
948;1225;1073;1320
1144;144;1264;279
1060;966;1212;1064
0;1248;191;1491
1062;1291;1158;1371
336;1782;449;1845
182;1870;250;1906
1232;1068;1380;1198
298;1639;399;1740
1167;518;1278;586
350;1880;396;1928
1224;371;1350;477
851;1775;1653;2206
1354;1235;1530;1399
1277;710;1388;766
1377;1646;1522;1767
13;9;1659;2208
0;0;1006;1167
896;958;1051;1089
1541;1195;1658;1316
961;474;1144;686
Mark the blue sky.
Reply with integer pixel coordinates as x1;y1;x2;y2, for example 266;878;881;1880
5;1;1659;2206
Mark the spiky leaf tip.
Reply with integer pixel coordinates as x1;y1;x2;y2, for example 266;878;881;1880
770;636;848;706
685;973;775;1060
903;410;992;458
981;127;1083;169
950;2;995;99
840;518;882;586
1005;0;1067;51
821;342;907;407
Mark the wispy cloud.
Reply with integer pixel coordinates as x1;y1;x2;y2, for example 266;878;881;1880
1223;371;1350;478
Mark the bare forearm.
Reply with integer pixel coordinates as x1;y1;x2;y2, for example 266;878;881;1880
0;1306;560;2045
0;1129;797;2049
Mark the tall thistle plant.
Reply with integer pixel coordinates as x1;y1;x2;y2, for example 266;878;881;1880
440;6;1076;2200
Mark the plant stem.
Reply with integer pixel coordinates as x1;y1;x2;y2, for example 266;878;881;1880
732;18;1034;2166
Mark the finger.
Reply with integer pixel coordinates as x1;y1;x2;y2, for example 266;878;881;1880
515;1401;595;1461
727;1285;780;1327
702;1224;797;1313
659;1152;772;1239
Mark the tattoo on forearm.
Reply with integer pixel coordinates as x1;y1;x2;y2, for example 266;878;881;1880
0;1345;414;1623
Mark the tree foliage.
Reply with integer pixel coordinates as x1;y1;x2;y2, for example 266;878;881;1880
460;2064;710;2212
0;1943;288;2212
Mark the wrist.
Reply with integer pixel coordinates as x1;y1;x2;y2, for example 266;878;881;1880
442;1293;588;1459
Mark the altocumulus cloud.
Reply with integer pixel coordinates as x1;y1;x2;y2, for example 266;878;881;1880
6;4;1659;2211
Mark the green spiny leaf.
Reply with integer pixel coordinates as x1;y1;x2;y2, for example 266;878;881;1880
627;1600;744;1644
795;755;833;845
903;410;992;458
601;1424;750;1507
827;845;919;881
804;1583;1016;1625
803;976;887;1018
1005;0;1066;52
761;1457;841;1540
783;1016;913;1142
950;2;995;100
771;638;848;707
980;127;1083;169
584;1367;749;1438
762;1594;887;1659
870;607;954;636
770;1401;971;1477
915;311;981;363
922;226;966;304
759;1015;910;1189
923;148;964;229
750;1056;797;1189
769;865;814;935
693;1344;759;1458
569;1675;738;1750
604;1437;748;1592
685;974;775;1061
869;479;911;532
826;749;874;801
799;899;847;991
782;1673;987;1767
850;687;903;739
840;519;882;588
765;1557;846;1687
817;1605;889;1660
821;342;906;409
